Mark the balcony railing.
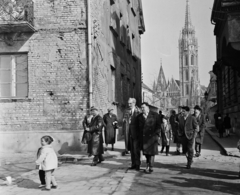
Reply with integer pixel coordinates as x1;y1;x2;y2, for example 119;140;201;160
0;0;35;33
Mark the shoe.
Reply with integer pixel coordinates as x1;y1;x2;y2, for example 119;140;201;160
149;168;153;173
195;153;199;157
186;164;191;169
39;184;45;188
166;153;169;156
98;159;105;163
91;163;97;166
125;151;129;154
111;148;114;151
129;165;136;170
42;188;51;191
160;150;163;154
135;166;140;171
51;185;58;189
104;148;108;151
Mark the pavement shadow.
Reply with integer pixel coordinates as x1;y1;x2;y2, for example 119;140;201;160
162;176;240;195
16;178;39;189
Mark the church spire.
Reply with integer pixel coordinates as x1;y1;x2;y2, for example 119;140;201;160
184;0;192;30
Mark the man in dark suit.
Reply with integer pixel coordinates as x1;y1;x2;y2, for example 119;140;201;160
136;102;161;173
123;98;141;170
178;106;198;169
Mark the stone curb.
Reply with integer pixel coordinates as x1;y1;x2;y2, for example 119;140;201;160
206;128;240;158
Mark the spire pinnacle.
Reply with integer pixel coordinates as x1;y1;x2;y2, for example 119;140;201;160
185;0;192;29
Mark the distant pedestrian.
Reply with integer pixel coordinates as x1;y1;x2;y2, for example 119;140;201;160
123;98;141;170
82;112;93;157
224;114;231;137
160;116;172;156
103;108;118;151
175;106;183;154
36;136;58;191
217;113;224;138
232;117;237;134
88;106;105;166
169;110;180;154
136;102;161;173
214;110;219;130
178;106;198;169
193;105;205;157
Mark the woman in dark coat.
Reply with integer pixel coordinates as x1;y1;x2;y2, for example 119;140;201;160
88;107;104;166
160;116;173;156
193;105;205;157
103;108;118;151
82;113;93;156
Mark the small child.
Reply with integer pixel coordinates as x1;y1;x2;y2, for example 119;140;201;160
36;135;58;191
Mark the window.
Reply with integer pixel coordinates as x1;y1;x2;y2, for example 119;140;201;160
185;55;188;66
191;55;194;65
0;54;28;98
185;70;189;81
110;66;115;101
186;84;189;95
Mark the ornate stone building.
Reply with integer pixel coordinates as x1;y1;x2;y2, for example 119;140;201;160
153;0;205;112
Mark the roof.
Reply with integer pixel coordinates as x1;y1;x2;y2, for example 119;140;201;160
142;83;154;93
175;80;180;87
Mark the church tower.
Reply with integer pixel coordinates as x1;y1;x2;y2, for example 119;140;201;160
179;0;200;107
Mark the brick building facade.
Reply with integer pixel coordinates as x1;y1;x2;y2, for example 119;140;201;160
0;0;145;152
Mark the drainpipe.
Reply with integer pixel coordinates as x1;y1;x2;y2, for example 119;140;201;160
87;0;93;108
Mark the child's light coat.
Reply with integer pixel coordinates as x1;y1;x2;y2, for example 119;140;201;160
36;145;58;171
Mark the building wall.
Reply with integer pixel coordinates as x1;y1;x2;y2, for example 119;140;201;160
0;0;144;152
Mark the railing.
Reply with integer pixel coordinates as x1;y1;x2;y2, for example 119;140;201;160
0;0;34;26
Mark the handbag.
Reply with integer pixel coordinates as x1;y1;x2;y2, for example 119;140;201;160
82;131;92;144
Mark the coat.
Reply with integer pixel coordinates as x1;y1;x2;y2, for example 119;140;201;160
161;123;173;146
178;114;198;140
103;113;118;144
169;114;180;144
122;106;141;150
89;114;104;156
193;114;206;144
136;111;161;155
36;145;58;171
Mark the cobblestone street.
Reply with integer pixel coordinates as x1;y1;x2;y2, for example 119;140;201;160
1;128;240;195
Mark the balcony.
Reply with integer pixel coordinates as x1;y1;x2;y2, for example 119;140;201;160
0;0;35;33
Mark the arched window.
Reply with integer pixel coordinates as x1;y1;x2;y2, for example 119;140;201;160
185;70;189;81
191;55;194;65
185;55;188;66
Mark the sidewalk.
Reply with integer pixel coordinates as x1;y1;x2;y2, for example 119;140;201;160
205;124;240;158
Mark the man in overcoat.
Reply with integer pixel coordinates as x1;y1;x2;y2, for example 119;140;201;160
136;102;161;173
88;107;104;166
178;106;198;169
123;98;141;170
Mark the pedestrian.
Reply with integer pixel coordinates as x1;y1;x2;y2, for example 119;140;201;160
232;117;237;134
169;110;180;155
123;98;141;170
178;106;198;169
159;110;165;124
136;102;161;173
36;136;58;191
217;113;224;138
103;108;118;151
224;114;231;137
214;110;219;130
175;106;183;154
87;106;105;166
160;116;172;156
193;105;205;157
82;112;93;157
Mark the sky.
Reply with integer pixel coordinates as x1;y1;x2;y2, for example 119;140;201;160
141;0;216;88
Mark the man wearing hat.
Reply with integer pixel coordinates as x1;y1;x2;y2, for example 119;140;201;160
122;98;141;170
88;106;104;166
178;106;198;169
103;108;118;151
193;105;205;157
